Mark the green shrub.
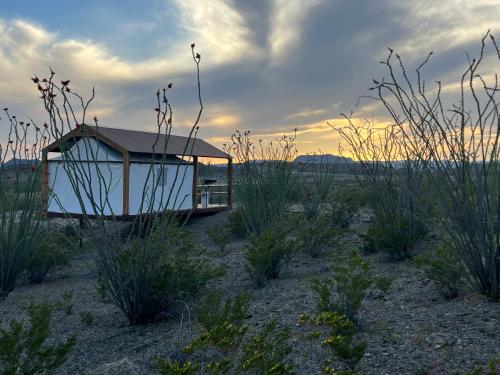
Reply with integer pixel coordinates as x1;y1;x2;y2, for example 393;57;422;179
96;220;224;325
55;291;74;315
245;223;296;287
206;224;231;252
26;230;70;284
298;155;336;220
363;211;426;260
241;320;294;375
329;185;365;229
0;303;76;375
414;242;464;299
182;291;251;374
157;358;200;375
299;311;366;372
311;251;390;322
227;209;247;239
231;131;296;236
465;358;500;375
296;214;338;258
80;310;94;326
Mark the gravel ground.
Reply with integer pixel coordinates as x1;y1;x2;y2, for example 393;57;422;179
0;211;499;374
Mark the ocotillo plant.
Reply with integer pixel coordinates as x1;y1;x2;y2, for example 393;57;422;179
367;31;500;300
332;118;427;259
228;130;297;236
31;45;221;324
0;110;50;299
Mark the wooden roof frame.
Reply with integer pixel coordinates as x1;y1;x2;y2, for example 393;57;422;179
41;124;233;217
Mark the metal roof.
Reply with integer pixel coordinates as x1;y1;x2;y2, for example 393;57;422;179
46;125;229;159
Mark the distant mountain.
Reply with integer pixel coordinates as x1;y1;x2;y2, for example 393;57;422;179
294;154;352;164
2;158;40;169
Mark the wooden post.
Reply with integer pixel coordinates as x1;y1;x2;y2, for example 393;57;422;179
192;156;198;210
122;151;130;215
41;150;48;214
227;157;233;208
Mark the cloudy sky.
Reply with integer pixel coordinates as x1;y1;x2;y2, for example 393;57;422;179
1;0;499;154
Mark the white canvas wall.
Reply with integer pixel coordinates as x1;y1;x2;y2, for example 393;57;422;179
53;137;122;162
48;161;123;215
129;163;193;214
48;138;123;215
47;138;194;215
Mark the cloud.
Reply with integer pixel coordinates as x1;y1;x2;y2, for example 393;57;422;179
286;107;328;120
268;0;322;64
390;0;500;56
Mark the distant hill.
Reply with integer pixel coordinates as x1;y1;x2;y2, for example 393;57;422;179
294;154;352;164
2;158;40;169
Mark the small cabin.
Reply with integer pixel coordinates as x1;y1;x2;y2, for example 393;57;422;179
41;125;232;218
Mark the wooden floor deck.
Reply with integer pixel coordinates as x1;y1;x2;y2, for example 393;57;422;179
45;205;230;221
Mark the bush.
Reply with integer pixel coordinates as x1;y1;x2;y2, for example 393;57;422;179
363;211;426;260
227;209;247;239
206;224;231;252
310;251;390;322
299;312;366;372
0;216;42;299
296;214;339;258
329;185;365;229
157;358;200;375
182;291;251;373
245;222;296;287
414;242;464;299
55;291;74;315
241;320;294;375
230;131;296;236
26;230;70;284
96;220;224;324
297;155;336;219
0;303;76;374
80;311;94;326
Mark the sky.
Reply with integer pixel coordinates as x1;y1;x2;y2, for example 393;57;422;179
0;0;499;156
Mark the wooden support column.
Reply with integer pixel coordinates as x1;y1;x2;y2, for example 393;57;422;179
122;151;130;216
227;157;233;208
192;156;198;210
41;150;48;214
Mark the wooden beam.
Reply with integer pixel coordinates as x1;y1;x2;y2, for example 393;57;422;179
41;150;48;214
192;156;198;210
122;151;130;215
227;157;233;208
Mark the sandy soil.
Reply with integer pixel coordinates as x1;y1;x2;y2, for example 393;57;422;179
0;211;499;374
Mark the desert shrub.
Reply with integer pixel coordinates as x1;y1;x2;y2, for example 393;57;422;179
157;358;200;375
182;291;251;374
227;209;247;239
414;242;464;299
80;311;94;326
298;155;336;219
241;320;294;375
299;312;366;372
206;224;231;252
96;220;224;325
363;211;426;260
0;112;47;300
230;130;296;236
356;34;500;299
333;121;428;261
329;185;365;229
55;291;74;316
465;358;500;375
296;214;338;258
310;251;391;322
0;303;76;375
245;222;296;287
26;230;70;284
